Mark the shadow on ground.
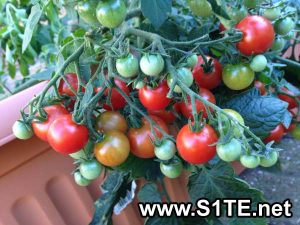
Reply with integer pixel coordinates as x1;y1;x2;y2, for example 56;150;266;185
241;137;300;225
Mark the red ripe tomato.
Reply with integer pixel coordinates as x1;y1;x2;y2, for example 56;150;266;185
102;79;130;110
219;23;226;32
138;81;171;111
32;105;69;141
176;124;218;164
236;16;275;56
192;56;222;90
264;124;285;143
58;73;79;96
148;109;176;124
278;88;298;110
179;88;216;119
128;115;169;158
254;81;266;95
47;114;89;154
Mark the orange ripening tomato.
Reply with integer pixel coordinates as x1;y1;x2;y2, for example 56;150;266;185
95;111;128;133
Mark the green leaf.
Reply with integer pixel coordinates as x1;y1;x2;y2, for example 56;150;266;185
22;4;43;53
188;161;267;224
207;0;231;20
224;88;290;138
141;0;172;30
90;172;132;225
30;67;55;81
8;63;16;79
145;216;181;225
138;183;161;203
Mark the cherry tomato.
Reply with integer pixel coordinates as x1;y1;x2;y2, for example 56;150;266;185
77;0;99;24
47;114;89;154
176;124;218;164
278;88;298;110
230;6;248;23
79;159;102;180
94;130;130;167
263;7;281;21
236;16;275;56
58;73;79;97
96;0;127;28
187;0;213;18
139;81;171;111
128;115;169;158
219;109;245;137
192;56;222;90
160;161;183;179
275;17;295;35
217;138;242;162
95;111;128;133
116;53;139;78
222;64;255;90
291;124;300;140
219;23;226;32
102;79;130;110
154;139;176;161
186;54;198;68
254;81;266;95
250;55;267;72
179;88;216;119
148;109;176;124
32;105;69;141
263;124;285;143
271;38;286;51
140;54;165;76
12;120;33;140
286;123;296;133
240;155;260;169
260;151;279;167
167;67;194;93
74;171;91;186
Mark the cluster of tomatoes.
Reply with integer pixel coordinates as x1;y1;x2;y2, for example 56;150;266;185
12;0;300;185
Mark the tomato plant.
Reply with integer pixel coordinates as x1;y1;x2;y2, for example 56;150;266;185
58;73;80;97
95;111;128;133
160;160;183;179
217;138;242;162
236;16;275;56
128;115;169;158
187;0;212;18
77;0;99;24
139;54;165;76
116;54;139;78
275;17;295;35
240;155;260;169
167;67;193;93
12;120;33;140
264;124;285;143
47;114;89;154
74;171;92;186
79;159;102;180
154;139;176;161
192;56;222;90
148;109;176;124
278;88;298;110
176;124;218;164
260;151;279;167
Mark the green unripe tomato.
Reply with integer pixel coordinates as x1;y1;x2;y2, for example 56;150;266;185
217;138;242;162
12;120;33;140
74;171;92;186
155;140;176;161
70;149;88;160
275;17;295;35
250;55;267;72
160;161;183;179
271;38;286;51
222;64;255;91
96;0;127;28
284;31;295;40
186;54;198;68
133;80;145;89
240;155;260;169
230;6;248;23
167;68;193;93
79;159;102;180
187;0;213;18
291;125;300;140
263;7;281;21
77;0;99;24
116;54;139;78
140;54;165;76
260;151;279;167
244;0;262;8
220;109;245;137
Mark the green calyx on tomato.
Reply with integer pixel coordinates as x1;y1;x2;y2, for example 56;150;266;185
79;159;102;180
140;54;165;76
217;138;242;162
187;0;213;18
160;160;183;179
77;0;99;24
275;17;295;36
262;7;281;21
186;54;198;68
154;139;176;161
116;53;139;78
167;67;193;93
260;151;279;167
222;64;255;90
12;120;33;140
74;171;92;186
250;55;267;72
96;0;127;28
240;155;260;169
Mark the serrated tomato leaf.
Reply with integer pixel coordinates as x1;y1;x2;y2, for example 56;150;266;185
224;88;290;138
138;183;161;203
141;0;172;30
207;0;231;20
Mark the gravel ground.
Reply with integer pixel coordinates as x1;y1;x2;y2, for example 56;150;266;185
241;136;300;225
